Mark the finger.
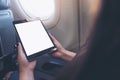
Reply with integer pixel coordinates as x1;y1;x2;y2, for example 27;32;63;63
49;34;58;43
18;43;28;63
50;35;63;49
52;52;62;58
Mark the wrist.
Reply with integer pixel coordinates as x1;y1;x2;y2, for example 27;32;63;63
19;66;34;74
61;49;76;61
20;69;33;74
19;69;34;80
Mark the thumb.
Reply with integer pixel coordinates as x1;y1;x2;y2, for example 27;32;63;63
18;43;28;63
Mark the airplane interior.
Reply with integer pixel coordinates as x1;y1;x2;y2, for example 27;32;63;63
0;0;101;79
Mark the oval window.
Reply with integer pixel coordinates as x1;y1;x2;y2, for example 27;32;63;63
18;0;55;20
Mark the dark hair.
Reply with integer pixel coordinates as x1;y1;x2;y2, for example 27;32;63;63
55;0;120;80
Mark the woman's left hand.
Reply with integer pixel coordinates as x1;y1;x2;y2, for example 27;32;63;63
17;43;36;80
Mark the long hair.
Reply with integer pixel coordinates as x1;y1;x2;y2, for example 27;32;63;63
55;0;120;80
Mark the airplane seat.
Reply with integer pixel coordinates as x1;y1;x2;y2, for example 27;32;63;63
0;0;17;79
0;0;16;57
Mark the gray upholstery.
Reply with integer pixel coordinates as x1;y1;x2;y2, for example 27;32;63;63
0;0;16;56
0;0;10;10
0;0;17;78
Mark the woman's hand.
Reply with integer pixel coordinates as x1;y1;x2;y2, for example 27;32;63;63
17;43;36;80
50;35;76;61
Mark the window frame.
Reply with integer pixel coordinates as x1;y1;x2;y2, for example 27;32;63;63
12;0;61;29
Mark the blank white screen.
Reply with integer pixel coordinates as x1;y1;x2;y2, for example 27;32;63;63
15;20;54;56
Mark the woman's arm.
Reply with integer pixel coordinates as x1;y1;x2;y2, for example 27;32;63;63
50;35;76;61
18;43;36;80
17;36;76;80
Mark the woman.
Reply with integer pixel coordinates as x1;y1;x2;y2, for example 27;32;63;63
18;0;120;80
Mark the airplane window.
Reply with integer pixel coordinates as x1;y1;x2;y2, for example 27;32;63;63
18;0;55;20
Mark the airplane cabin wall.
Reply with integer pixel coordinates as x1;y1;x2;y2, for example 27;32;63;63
49;0;79;51
79;0;102;46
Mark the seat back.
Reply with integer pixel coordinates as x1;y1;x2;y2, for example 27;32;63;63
0;0;16;57
0;0;18;78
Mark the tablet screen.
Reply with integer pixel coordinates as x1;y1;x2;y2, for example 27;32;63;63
14;20;54;56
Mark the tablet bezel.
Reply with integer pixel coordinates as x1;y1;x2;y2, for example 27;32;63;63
13;20;57;61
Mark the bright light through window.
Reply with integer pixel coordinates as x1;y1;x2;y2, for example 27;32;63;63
19;0;55;20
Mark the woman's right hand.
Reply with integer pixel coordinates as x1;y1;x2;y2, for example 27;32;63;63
50;35;76;61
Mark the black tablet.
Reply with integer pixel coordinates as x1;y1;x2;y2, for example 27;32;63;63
13;20;57;61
